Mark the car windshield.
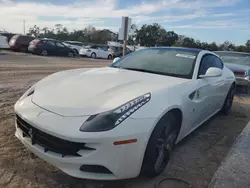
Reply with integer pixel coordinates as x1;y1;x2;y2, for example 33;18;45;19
215;52;250;66
110;48;198;79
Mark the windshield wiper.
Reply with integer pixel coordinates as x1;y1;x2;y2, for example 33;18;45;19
119;67;165;75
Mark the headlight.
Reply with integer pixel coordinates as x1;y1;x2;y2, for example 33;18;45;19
80;93;151;132
19;85;35;101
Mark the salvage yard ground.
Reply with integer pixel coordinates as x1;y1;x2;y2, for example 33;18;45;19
0;51;250;188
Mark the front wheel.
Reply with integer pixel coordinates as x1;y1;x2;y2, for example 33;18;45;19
220;84;235;115
141;113;179;177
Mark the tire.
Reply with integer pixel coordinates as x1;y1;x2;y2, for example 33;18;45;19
74;49;79;55
220;84;235;115
91;52;96;59
108;54;112;59
68;51;74;58
40;50;48;56
141;112;179;177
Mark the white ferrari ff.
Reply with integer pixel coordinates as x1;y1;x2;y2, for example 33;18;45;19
14;47;235;180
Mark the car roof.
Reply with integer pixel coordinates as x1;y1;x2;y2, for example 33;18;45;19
40;38;60;42
214;51;250;56
148;47;203;53
64;41;83;43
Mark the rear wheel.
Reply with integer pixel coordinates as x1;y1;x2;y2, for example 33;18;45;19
91;52;96;59
108;54;112;59
220;84;235;115
41;50;48;56
142;112;179;177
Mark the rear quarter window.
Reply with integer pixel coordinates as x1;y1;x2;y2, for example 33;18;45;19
17;36;35;44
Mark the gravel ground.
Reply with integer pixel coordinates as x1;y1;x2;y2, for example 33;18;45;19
0;52;250;188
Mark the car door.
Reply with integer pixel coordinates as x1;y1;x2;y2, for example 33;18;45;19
97;47;107;58
55;42;69;56
45;41;57;55
213;56;229;109
193;54;224;126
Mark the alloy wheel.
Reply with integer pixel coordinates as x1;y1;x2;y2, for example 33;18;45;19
41;50;48;56
154;126;178;173
226;88;234;110
91;53;96;59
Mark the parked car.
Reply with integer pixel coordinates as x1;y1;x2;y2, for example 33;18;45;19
79;45;113;59
0;33;16;42
28;38;76;57
63;41;85;54
214;51;250;93
0;35;10;50
14;47;235;180
9;35;35;52
108;46;132;57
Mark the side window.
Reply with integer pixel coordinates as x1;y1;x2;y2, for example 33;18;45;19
102;46;108;51
199;55;215;76
214;56;224;69
47;41;55;46
56;42;65;47
74;43;83;46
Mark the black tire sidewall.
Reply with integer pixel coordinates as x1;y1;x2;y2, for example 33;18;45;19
91;53;96;58
221;85;235;115
74;49;78;54
141;112;177;176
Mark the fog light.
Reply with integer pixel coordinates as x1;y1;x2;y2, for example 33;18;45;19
80;165;112;174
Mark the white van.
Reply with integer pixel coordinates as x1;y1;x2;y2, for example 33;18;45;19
0;35;10;49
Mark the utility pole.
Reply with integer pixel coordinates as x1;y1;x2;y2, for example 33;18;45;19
23;20;26;35
122;17;129;57
118;17;131;57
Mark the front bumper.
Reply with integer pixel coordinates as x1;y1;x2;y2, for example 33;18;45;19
14;98;155;180
235;76;249;86
79;50;91;57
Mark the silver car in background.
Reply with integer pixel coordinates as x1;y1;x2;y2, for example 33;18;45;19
214;51;250;93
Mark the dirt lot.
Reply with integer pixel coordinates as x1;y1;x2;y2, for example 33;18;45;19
0;52;250;188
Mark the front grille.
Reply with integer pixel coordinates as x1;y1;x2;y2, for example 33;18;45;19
16;115;95;157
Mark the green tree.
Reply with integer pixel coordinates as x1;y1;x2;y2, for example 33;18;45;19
27;25;40;38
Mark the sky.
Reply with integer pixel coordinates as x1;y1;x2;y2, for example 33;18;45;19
0;0;249;45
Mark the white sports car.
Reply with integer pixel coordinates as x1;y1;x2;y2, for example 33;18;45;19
14;47;235;180
79;45;113;59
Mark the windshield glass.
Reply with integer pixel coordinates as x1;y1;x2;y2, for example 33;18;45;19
215;52;250;66
110;48;198;79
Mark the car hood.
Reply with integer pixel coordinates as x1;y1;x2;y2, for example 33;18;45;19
32;67;189;116
225;63;250;73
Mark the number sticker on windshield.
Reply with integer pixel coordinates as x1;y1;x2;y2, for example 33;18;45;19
176;54;196;59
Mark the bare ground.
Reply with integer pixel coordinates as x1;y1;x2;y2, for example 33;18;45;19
0;52;250;188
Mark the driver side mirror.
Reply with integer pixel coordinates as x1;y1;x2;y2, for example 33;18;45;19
199;67;222;78
113;57;120;63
